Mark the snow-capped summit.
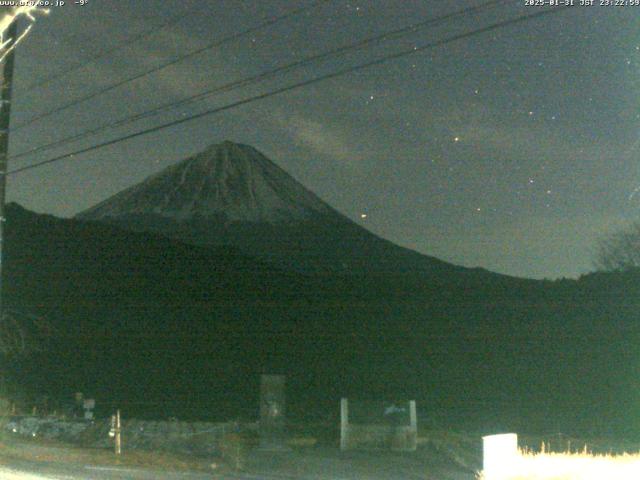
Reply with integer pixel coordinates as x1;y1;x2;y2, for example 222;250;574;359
77;141;465;274
79;141;333;224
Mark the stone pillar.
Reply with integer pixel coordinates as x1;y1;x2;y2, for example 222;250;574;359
259;374;286;450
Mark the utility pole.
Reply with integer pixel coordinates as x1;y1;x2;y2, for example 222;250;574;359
0;19;18;320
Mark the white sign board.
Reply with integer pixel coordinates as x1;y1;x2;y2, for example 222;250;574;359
482;433;519;480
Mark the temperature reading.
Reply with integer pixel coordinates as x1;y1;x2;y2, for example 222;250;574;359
75;0;89;5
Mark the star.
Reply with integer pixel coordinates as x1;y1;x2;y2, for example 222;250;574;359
453;136;460;142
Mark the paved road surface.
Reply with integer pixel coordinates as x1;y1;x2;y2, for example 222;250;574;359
0;447;477;479
0;464;318;480
0;462;318;480
0;459;218;480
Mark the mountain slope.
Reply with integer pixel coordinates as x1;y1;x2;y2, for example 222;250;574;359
77;141;479;275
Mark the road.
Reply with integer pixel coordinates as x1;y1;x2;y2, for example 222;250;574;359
0;459;324;480
0;460;216;479
0;464;475;480
0;443;477;479
0;463;338;480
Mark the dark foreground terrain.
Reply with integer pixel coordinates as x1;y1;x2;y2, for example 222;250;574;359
3;203;640;437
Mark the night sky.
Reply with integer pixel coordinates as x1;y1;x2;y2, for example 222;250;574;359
3;1;639;279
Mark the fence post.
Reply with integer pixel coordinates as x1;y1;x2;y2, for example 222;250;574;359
409;400;417;430
408;400;417;451
114;409;122;455
340;398;349;451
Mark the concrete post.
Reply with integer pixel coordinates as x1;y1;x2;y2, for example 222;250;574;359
340;398;349;451
409;400;417;430
408;400;417;451
114;410;122;455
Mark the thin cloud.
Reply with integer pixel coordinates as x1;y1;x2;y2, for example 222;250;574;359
274;112;369;169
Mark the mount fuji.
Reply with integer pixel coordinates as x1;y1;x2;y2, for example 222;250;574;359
77;141;479;275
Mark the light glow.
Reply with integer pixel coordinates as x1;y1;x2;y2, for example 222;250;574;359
478;445;640;480
0;6;48;62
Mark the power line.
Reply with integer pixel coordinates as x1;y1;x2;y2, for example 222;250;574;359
8;6;571;177
11;0;330;132
9;0;510;162
22;8;194;92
